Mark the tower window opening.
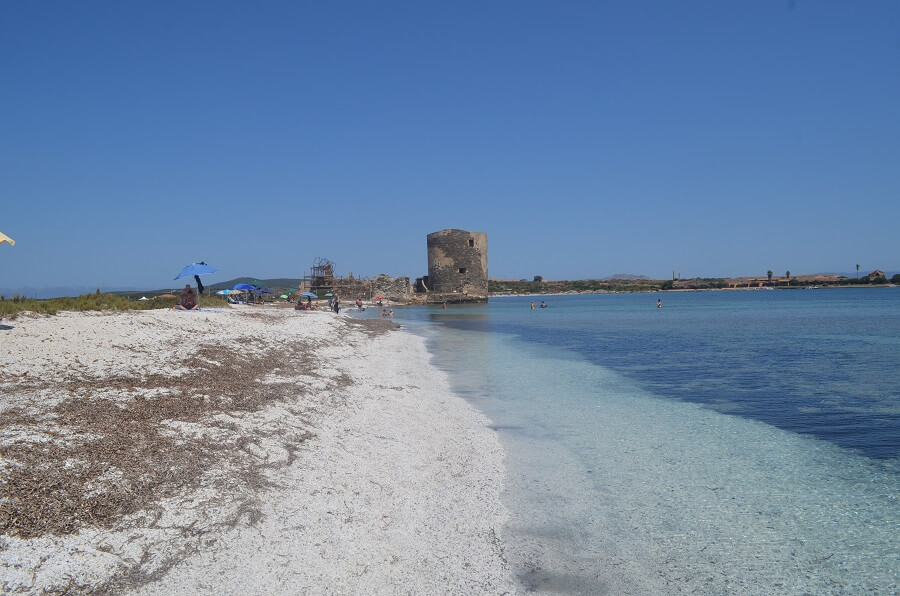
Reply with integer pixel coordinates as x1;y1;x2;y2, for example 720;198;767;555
459;268;467;274
468;239;475;247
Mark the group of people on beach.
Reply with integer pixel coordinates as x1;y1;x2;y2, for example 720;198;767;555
326;295;340;313
177;286;663;314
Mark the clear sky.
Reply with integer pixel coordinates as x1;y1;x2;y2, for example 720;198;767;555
2;1;898;295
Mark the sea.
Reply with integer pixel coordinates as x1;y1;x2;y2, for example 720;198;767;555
362;288;899;594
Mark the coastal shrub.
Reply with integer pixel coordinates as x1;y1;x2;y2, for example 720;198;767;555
872;276;887;285
0;292;199;319
892;274;900;284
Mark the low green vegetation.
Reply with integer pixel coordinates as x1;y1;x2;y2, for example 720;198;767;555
668;278;729;290
0;291;229;319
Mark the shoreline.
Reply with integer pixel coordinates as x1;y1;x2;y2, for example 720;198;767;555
0;307;516;593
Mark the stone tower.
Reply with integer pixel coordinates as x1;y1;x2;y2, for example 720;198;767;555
426;229;488;298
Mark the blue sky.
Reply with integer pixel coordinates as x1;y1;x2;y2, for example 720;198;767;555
2;1;898;295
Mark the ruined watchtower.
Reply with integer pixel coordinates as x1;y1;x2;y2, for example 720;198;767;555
425;229;488;299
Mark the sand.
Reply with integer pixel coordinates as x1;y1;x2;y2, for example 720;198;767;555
0;306;517;594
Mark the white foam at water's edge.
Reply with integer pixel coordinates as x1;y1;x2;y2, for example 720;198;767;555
421;323;899;595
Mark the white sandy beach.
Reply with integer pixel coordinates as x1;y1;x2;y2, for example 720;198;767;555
0;306;517;594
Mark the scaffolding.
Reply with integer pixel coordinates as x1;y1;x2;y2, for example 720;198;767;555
303;257;411;302
308;257;335;293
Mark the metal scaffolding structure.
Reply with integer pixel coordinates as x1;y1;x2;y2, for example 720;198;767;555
308;257;335;293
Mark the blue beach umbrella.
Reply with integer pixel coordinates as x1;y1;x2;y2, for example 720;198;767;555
233;283;258;291
299;291;317;298
174;262;218;280
174;262;218;307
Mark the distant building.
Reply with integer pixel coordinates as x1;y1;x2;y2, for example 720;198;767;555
417;229;488;302
868;270;886;281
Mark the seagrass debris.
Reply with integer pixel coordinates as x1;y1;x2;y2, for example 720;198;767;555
0;317;397;542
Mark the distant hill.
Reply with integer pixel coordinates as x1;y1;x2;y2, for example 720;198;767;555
601;273;650;281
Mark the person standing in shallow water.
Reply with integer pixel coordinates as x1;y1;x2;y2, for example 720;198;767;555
531;301;535;309
658;299;662;308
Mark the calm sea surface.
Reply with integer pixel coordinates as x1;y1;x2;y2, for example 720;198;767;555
362;288;899;594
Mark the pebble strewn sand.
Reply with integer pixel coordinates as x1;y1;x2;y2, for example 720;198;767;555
0;307;516;594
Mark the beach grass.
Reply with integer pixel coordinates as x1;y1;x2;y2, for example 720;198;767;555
0;292;229;318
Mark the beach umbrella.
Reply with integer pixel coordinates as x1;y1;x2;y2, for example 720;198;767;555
0;231;14;247
233;283;258;291
174;262;218;280
280;294;289;299
325;293;333;297
174;262;218;308
299;291;317;298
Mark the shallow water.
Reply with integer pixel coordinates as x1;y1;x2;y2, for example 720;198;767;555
368;289;899;593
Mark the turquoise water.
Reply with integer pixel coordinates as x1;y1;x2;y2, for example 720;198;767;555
365;289;899;593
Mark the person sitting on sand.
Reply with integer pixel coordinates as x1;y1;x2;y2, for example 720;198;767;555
174;284;199;310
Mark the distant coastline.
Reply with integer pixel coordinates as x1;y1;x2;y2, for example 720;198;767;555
3;271;897;302
488;272;898;297
488;284;898;300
